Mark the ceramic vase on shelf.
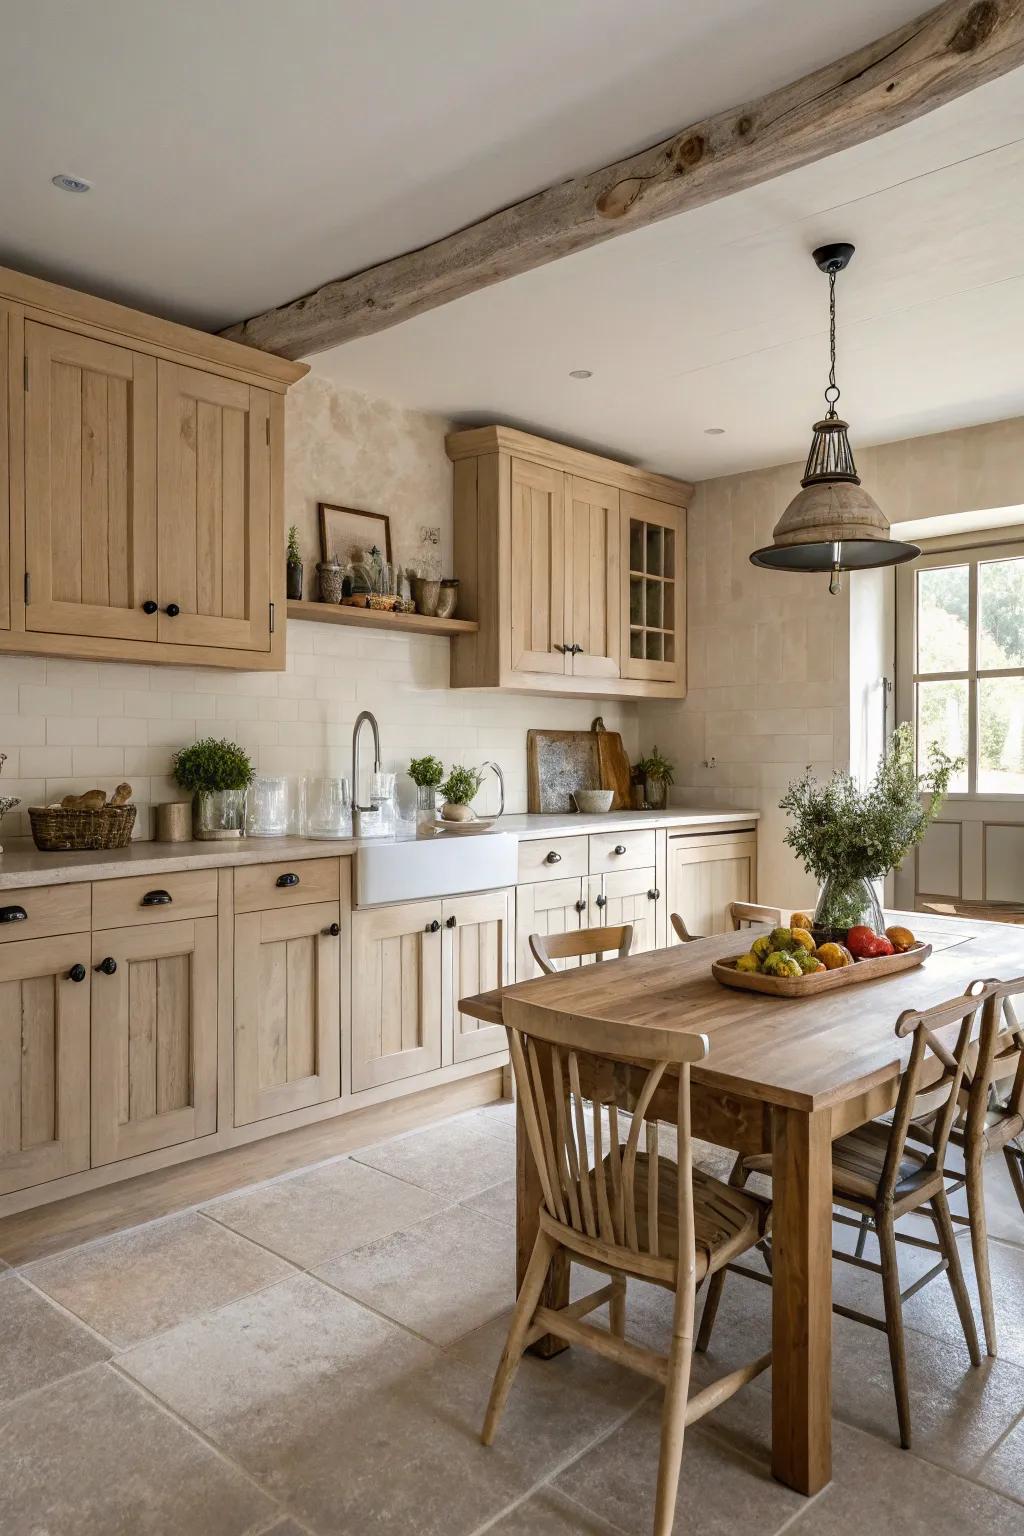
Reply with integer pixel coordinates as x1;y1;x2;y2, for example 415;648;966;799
813;873;884;942
192;788;247;840
286;559;303;601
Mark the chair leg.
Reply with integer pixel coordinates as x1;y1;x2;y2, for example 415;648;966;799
695;1153;749;1353
930;1186;982;1368
963;1148;997;1356
1005;1145;1024;1214
854;1213;872;1260
481;1229;557;1446
653;1270;696;1536
610;1275;627;1338
877;1210;912;1450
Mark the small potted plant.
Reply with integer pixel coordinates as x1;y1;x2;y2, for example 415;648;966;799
780;722;960;939
636;747;675;810
438;763;485;823
286;525;303;601
0;752;20;853
172;737;255;840
408;755;444;823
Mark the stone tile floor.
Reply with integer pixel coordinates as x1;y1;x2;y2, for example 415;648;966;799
2;1099;1022;1535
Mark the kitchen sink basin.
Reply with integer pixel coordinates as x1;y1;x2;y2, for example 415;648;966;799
354;831;517;906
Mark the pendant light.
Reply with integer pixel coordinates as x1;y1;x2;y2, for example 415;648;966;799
750;243;919;594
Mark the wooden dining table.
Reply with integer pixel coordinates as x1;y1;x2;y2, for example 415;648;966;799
459;909;1024;1498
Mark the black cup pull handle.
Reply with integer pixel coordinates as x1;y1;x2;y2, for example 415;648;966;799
614;844;627;855
595;894;607;908
575;899;587;913
164;603;180;618
142;600;158;615
427;919;441;933
95;956;117;975
544;850;561;864
648;888;660;901
446;914;457;928
0;905;28;924
276;872;300;888
68;964;87;983
142;889;172;907
322;922;341;937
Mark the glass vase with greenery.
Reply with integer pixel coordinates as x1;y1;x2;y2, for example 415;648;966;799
286;525;303;600
636;746;675;810
409;755;444;821
779;723;961;936
172;737;255;841
438;764;485;822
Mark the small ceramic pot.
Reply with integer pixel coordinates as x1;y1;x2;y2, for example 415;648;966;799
433;579;459;620
317;560;345;604
441;802;473;822
413;577;441;616
286;560;303;600
644;776;668;810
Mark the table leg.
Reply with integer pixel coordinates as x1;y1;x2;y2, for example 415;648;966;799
771;1105;832;1495
516;1080;569;1358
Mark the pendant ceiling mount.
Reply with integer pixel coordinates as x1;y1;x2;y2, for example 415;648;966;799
750;242;919;594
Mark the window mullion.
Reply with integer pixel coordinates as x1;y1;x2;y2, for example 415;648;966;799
968;557;978;795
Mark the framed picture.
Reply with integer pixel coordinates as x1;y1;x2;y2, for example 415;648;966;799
318;503;393;566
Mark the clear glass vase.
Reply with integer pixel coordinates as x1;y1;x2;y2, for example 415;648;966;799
813;874;884;940
415;784;437;825
193;788;247;840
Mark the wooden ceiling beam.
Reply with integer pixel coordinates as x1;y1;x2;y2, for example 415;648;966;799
222;1;1024;359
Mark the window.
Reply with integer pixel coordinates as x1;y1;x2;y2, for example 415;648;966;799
907;544;1024;797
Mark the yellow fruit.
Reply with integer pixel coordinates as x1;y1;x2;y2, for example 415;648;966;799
816;942;853;971
763;950;803;979
790;927;815;953
790;912;815;932
885;925;916;953
769;926;794;951
750;935;773;961
735;953;761;974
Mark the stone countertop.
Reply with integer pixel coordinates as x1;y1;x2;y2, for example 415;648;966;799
0;806;758;890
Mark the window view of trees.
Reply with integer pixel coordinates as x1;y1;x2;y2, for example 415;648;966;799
916;556;1024;794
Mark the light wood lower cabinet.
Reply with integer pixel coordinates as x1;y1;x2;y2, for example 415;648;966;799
515;876;588;979
590;868;660;955
351;900;444;1091
666;831;757;938
447;889;512;1063
90;919;218;1165
0;934;91;1194
234;900;342;1125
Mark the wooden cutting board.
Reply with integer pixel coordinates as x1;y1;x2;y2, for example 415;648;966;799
592;717;632;811
527;729;601;813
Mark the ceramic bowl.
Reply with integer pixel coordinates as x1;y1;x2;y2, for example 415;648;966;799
573;789;614;813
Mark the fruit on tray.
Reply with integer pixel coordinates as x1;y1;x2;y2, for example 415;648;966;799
790;926;815;953
816;942;854;970
846;925;879;959
886;924;916;953
763;950;803;979
790;911;815;931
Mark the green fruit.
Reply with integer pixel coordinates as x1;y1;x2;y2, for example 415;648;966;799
751;935;773;961
793;948;821;974
735;953;761;974
763;950;803;979
769;926;795;951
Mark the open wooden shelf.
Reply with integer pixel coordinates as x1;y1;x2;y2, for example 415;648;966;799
287;599;479;638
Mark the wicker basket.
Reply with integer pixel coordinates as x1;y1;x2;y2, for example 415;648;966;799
29;803;137;852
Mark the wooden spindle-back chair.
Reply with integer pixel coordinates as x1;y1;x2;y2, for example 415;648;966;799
728;901;784;930
483;998;772;1536
529;922;633;975
699;981;994;1450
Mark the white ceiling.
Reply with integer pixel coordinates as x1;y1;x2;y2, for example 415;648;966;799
3;2;1023;481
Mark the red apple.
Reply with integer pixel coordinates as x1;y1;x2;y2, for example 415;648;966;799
846;925;878;959
872;935;895;957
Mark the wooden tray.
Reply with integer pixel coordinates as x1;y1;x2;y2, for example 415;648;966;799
712;941;932;998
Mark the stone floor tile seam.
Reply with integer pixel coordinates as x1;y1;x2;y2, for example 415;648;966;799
460;1181;517;1226
15;1270;126;1350
306;1264;449;1352
303;1198;465;1274
0;1358;108;1417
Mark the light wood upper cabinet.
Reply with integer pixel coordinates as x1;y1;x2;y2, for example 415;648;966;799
157;362;272;653
1;262;305;669
450;426;689;700
90;918;218;1165
0;934;91;1195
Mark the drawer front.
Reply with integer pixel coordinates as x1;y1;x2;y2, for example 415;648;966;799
0;882;91;943
91;869;218;928
234;857;340;913
589;829;656;873
517;836;589;885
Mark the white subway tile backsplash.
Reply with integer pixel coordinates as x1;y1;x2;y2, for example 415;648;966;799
46;717;99;746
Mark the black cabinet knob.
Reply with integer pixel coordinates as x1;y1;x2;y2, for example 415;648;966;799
544;850;561;864
323;922;341;937
276;872;300;888
427;919;441;933
614;844;627;855
575;899;587;913
648;889;660;901
141;889;172;907
446;914;457;928
95;956;117;975
142;600;158;615
595;894;607;908
0;905;28;924
68;964;87;983
164;603;180;618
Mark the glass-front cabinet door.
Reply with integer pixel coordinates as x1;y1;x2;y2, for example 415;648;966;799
620;491;684;686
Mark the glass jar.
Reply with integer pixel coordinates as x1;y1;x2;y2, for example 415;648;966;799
415;784;437;825
813;874;885;941
305;776;352;839
193;788;246;840
245;775;290;836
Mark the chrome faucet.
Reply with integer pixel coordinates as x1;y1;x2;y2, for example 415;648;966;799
352;710;382;836
480;760;506;818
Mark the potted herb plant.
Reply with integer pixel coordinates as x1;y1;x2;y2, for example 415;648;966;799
636;747;675;811
408;755;444;823
438;763;485;823
286;525;303;601
172;737;255;840
779;722;961;938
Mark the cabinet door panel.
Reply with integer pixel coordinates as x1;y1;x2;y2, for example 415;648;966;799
157;361;271;652
592;867;660;956
515;876;587;980
620;490;684;687
444;889;511;1063
0;935;90;1194
351;901;443;1090
566;476;619;678
0;305;9;631
509;457;567;676
667;835;755;938
91;918;217;1165
24;322;157;641
234;901;341;1124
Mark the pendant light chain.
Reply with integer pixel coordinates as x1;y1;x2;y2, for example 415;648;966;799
824;266;840;417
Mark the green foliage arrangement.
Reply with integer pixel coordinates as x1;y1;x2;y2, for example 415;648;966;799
779;722;961;886
287;525;301;564
439;764;485;806
408;755;444;789
636;746;675;785
172;738;255;795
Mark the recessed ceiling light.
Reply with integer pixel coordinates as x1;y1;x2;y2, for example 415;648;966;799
52;173;92;194
704;427;726;435
569;369;593;379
